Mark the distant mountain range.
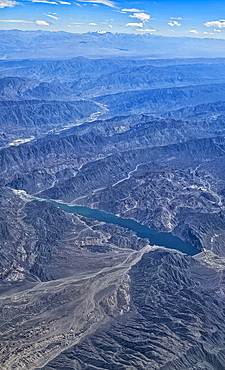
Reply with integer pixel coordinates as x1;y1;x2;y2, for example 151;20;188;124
1;30;225;59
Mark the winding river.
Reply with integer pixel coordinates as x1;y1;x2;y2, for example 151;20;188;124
20;191;200;256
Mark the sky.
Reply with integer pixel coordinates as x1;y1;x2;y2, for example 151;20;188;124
0;0;225;38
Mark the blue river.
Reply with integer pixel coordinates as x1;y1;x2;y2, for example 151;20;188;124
27;195;200;256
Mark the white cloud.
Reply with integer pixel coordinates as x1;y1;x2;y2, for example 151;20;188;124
31;0;58;4
76;0;116;8
204;20;225;28
0;19;33;22
34;19;51;25
97;30;106;33
0;18;53;25
31;0;71;3
43;13;58;19
129;12;150;22
168;21;181;27
189;29;199;34
67;24;71;27
126;22;143;28
214;28;221;32
71;22;84;24
122;8;142;12
0;18;52;25
89;22;97;25
167;29;174;32
0;0;17;8
135;30;154;35
170;17;182;20
108;24;113;28
135;28;156;32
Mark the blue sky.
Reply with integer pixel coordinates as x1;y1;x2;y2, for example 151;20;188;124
1;0;225;38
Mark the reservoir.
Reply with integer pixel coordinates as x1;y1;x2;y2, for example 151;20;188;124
21;192;200;256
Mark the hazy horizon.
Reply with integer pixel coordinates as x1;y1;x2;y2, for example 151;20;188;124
2;28;225;60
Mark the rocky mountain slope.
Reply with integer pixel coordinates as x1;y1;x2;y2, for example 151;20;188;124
39;249;225;370
1;55;225;370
